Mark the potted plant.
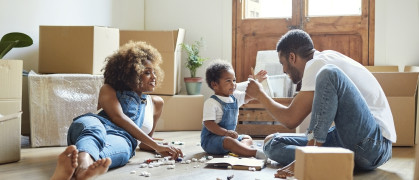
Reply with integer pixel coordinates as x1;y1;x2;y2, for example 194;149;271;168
181;38;207;95
0;32;33;76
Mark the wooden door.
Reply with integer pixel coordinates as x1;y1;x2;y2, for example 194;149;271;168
233;0;375;82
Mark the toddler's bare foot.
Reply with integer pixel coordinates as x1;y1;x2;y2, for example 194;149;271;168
51;145;78;180
76;158;111;180
275;161;295;179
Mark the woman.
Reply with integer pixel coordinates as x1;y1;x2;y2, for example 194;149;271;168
51;41;183;180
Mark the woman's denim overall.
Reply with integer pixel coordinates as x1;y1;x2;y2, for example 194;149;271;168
67;91;146;169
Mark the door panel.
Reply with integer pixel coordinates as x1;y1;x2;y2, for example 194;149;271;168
233;0;374;82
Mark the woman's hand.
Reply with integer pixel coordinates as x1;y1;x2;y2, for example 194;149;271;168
154;145;183;160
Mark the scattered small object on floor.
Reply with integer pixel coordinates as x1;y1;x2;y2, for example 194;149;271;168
139;171;151;177
207;156;214;160
248;167;256;171
130;170;136;174
227;174;234;180
167;165;175;169
172;141;184;145
228;153;238;157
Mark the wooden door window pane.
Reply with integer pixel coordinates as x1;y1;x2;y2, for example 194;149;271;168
308;0;362;17
244;0;292;19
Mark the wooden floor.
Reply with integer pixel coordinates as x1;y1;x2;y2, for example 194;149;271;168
0;131;416;180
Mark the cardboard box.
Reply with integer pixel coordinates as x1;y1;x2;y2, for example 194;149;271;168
155;95;204;131
237;98;297;136
0;60;23;164
0;112;22;164
39;26;119;74
29;72;103;147
120;29;185;95
372;72;419;146
295;146;354;180
404;66;419;144
365;65;399;72
415;144;419;180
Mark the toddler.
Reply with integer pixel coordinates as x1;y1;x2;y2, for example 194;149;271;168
200;60;267;159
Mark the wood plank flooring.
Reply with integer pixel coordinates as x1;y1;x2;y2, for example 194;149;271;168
0;131;416;180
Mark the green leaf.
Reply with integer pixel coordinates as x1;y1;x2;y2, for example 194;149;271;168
0;32;33;59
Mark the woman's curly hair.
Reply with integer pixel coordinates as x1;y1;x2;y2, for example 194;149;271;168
102;41;164;91
205;59;232;90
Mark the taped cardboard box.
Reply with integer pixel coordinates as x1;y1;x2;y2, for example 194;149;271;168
372;72;419;146
0;112;22;164
295;146;354;180
0;60;22;164
120;29;185;95
29;72;103;147
39;26;119;74
155;95;204;131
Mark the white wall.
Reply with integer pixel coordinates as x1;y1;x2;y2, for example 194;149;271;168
145;0;232;98
0;0;144;72
375;0;419;69
0;0;144;135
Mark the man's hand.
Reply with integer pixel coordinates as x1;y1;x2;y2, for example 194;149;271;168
246;79;264;99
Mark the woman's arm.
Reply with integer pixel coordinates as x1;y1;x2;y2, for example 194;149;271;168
98;85;181;158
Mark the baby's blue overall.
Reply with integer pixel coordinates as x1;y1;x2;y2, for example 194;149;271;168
67;91;146;169
263;65;392;170
201;95;242;155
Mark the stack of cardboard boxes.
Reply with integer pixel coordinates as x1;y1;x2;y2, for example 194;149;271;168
30;26;118;147
30;26;204;147
0;60;23;163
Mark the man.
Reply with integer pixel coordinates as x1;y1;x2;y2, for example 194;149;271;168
246;29;396;178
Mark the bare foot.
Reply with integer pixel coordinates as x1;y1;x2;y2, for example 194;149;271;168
76;158;112;180
51;145;78;180
275;160;295;179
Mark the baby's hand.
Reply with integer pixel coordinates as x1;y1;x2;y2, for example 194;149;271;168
249;70;267;83
225;130;239;139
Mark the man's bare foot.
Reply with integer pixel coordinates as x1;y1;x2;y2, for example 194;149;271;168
51;145;78;180
75;158;112;180
275;160;295;179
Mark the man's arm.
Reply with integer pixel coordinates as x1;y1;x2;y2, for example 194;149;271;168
246;79;314;129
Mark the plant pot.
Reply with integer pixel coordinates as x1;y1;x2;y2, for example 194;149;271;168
184;77;203;95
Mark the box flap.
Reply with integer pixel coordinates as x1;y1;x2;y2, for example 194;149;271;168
120;29;183;53
372;72;419;97
365;66;399;72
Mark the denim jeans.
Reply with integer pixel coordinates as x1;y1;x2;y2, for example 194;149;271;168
264;64;392;170
67;91;146;169
67;116;133;169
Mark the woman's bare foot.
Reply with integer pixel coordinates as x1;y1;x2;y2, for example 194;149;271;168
75;158;112;180
51;145;79;180
275;161;295;179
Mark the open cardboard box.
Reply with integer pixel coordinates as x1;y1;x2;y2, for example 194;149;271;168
372;72;418;146
120;29;185;95
39;26;119;74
